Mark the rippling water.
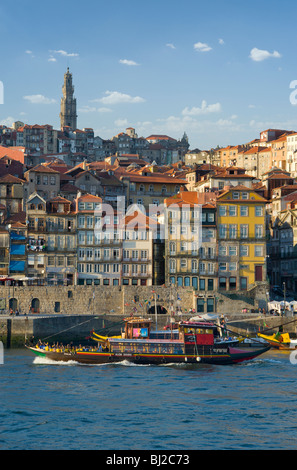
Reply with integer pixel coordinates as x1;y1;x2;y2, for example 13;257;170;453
1;348;297;450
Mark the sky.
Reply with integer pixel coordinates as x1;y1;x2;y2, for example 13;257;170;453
1;0;297;150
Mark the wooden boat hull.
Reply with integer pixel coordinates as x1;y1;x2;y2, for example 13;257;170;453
26;344;270;366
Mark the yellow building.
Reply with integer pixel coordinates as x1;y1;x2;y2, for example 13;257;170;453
216;185;267;291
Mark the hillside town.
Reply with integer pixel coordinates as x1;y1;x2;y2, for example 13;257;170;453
0;68;296;314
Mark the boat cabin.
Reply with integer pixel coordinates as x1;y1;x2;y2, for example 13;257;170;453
179;322;215;346
124;318;152;339
108;318;216;357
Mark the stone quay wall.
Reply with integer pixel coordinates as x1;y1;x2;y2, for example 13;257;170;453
0;284;267;317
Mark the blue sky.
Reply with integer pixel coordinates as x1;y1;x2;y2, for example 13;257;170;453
1;0;297;149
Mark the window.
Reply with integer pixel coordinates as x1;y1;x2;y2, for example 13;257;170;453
219;278;227;290
255;225;263;238
184;277;190;287
229;277;237;290
219;224;227;239
199;278;205;290
207;298;214;313
197;298;204;313
229;262;236;271
219;206;227;216
255;206;263;217
240;206;249;217
242;192;249;200
192;259;198;273
240;224;249;238
240;277;247;290
181;226;187;235
255;245;263;257
229;224;237;239
219;263;227;272
180;259;187;269
181;241;187;252
208;263;214;274
229;246;237;256
208;279;214;291
229;206;237;216
199;262;206;274
192;277;198;290
132;250;138;260
232;192;239;199
113;264;119;273
219;246;227;257
240;245;249;257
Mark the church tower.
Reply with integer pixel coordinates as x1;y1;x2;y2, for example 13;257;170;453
60;67;77;130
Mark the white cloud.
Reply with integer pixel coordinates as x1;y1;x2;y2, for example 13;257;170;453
182;100;221;116
23;94;56;104
78;106;97;113
219;38;225;45
78;105;113;113
166;43;176;49
115;119;129;127
249;47;281;62
95;91;145;105
25;50;35;58
97;107;112;113
119;59;140;66
48;56;57;62
51;49;79;58
0;116;15;127
194;42;212;52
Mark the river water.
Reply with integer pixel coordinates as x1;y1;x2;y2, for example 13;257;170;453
1;347;297;450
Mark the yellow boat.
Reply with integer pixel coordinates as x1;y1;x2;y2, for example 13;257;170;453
257;332;297;350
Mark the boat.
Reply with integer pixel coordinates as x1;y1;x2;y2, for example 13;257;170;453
257;332;297;350
26;317;270;365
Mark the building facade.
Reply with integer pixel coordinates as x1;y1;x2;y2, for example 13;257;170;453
216;185;267;291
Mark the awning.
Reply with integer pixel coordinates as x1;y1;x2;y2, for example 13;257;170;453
10;244;26;255
9;260;25;272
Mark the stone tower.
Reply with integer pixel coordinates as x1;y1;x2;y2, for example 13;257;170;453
60;67;77;130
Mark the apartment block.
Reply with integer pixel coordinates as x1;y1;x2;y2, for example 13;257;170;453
216;185;267;291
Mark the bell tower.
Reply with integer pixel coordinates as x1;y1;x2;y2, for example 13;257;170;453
60;67;77;130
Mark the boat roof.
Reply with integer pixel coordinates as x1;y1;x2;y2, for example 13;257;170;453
180;321;215;328
109;338;183;344
124;317;152;324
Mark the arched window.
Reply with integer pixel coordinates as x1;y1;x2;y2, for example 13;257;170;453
169;242;176;254
139;184;145;192
184;277;190;286
192;277;198;290
169;259;176;273
192;259;198;272
177;276;183;287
